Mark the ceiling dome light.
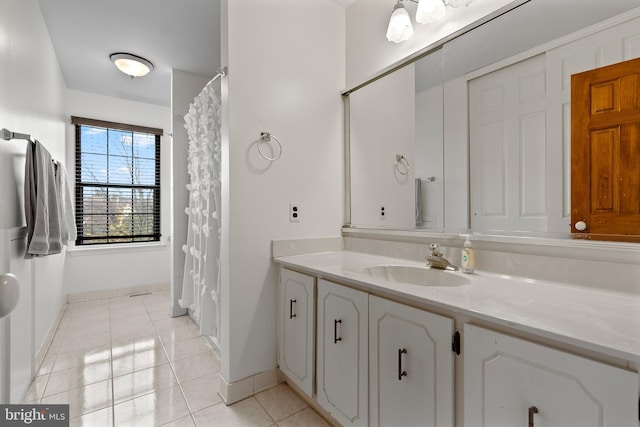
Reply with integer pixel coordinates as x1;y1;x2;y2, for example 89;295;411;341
110;52;154;78
386;2;414;43
416;0;446;24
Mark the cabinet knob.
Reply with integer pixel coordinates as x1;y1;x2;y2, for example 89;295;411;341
574;220;587;231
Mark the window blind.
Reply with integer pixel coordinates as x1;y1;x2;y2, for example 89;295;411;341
74;120;161;245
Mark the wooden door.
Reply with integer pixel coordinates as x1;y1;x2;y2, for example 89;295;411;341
464;324;638;427
317;280;368;427
369;295;454;427
571;57;640;240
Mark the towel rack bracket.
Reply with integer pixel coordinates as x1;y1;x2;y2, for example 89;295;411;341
1;128;31;142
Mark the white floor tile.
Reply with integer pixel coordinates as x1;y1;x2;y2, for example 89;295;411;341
69;406;113;427
112;363;178;404
171;351;221;384
277;407;331;427
24;291;328;427
163;335;212;362
192;398;274;427
113;386;190;426
40;379;112;419
44;361;111;397
181;373;223;413
51;344;111;373
255;384;307;422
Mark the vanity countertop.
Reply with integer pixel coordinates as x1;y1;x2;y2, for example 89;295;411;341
274;250;640;364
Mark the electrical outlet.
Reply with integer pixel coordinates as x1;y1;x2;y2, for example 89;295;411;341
289;203;301;222
379;205;386;219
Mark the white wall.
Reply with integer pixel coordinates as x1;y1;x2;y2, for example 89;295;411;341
63;89;171;296
221;0;345;384
0;0;67;368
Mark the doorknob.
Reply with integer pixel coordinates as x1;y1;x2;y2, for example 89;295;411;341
0;273;19;319
574;221;587;231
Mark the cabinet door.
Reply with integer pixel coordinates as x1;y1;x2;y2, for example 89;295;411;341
317;279;368;427
278;269;314;396
464;324;638;427
369;295;454;427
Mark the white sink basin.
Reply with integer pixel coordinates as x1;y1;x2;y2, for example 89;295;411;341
362;265;471;287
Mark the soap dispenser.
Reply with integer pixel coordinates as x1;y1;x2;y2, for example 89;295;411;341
461;235;475;274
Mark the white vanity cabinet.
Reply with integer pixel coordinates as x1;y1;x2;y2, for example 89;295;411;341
464;324;638;427
316;279;368;427
369;295;455;427
278;268;315;396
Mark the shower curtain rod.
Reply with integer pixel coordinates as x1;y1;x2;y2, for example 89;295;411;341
204;66;228;89
1;128;32;142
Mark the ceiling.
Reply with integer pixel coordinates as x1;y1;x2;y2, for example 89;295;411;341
38;0;356;108
39;1;639;108
39;0;222;107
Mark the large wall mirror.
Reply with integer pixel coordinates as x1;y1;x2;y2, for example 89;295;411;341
345;0;640;242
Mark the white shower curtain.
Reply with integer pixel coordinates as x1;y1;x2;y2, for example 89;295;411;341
180;84;221;341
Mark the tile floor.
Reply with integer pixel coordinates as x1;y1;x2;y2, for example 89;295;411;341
23;290;330;427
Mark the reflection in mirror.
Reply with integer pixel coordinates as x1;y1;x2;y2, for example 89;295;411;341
348;49;444;230
347;0;640;243
414;50;444;230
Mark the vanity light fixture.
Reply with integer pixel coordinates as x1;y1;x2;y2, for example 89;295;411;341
386;0;474;43
386;2;414;43
109;52;154;78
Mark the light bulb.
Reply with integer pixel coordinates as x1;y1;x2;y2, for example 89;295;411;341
416;0;446;24
110;53;154;78
386;3;414;43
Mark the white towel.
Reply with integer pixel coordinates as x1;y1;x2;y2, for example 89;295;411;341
24;140;62;258
54;161;77;244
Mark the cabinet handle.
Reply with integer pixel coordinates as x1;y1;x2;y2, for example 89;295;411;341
528;406;538;427
289;299;297;319
398;348;407;381
334;319;342;344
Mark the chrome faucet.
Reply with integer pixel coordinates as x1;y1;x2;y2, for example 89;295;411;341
426;243;458;271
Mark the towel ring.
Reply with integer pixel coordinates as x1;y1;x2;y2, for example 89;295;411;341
395;154;410;176
258;132;282;161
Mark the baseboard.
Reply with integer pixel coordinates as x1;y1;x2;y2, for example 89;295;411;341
66;282;170;303
34;301;67;375
218;368;280;405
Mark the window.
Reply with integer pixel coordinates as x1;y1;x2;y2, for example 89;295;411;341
72;116;162;245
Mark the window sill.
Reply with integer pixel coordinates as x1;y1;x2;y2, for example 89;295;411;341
66;241;169;257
